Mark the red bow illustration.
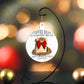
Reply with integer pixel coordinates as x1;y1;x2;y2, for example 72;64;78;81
37;41;47;49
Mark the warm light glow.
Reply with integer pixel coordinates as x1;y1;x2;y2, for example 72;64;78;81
73;71;79;79
0;24;9;40
8;25;18;38
81;71;84;76
30;62;59;72
73;25;84;52
7;72;13;78
72;68;84;82
45;0;52;2
17;9;30;24
58;0;70;13
0;69;15;83
68;11;80;23
16;28;33;43
77;0;84;9
1;72;5;77
53;0;70;14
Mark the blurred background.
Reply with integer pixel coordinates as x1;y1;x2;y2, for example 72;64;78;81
0;0;84;83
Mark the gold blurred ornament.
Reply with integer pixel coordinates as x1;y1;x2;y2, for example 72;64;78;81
17;9;30;24
8;25;18;38
72;68;84;84
0;68;15;84
0;24;9;40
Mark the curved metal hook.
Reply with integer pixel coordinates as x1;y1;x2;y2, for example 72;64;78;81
39;7;57;17
39;7;48;16
37;7;65;84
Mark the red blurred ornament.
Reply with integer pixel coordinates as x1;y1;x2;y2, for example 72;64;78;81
0;45;24;71
73;25;84;53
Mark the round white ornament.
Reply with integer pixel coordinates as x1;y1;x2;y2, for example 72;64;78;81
26;22;58;62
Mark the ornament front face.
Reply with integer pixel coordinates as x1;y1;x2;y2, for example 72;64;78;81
26;29;58;62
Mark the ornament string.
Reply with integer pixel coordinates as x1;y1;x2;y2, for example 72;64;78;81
21;7;65;84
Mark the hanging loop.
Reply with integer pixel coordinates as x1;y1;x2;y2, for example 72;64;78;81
39;22;45;30
39;7;48;16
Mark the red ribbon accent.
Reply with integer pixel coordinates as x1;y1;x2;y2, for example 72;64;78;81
37;41;47;49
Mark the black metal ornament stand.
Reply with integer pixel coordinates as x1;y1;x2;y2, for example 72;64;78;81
21;7;65;84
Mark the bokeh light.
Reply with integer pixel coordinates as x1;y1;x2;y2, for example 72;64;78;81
7;72;13;78
45;0;52;2
81;71;84;76
0;45;24;71
8;25;18;38
67;11;81;23
17;9;30;24
77;0;84;10
73;25;84;53
72;71;79;79
30;62;59;72
0;24;9;40
0;0;84;80
53;0;71;14
16;27;33;43
17;0;45;6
